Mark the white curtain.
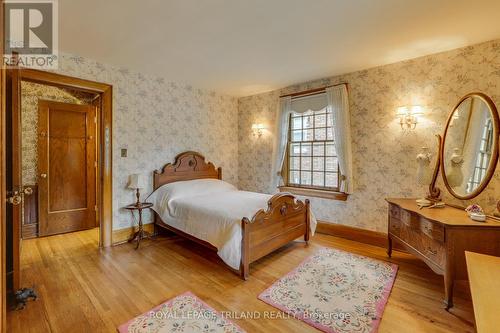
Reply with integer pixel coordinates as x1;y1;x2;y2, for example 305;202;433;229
326;85;354;193
461;103;489;192
271;96;292;190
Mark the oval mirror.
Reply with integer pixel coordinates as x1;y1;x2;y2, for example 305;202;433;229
441;93;499;200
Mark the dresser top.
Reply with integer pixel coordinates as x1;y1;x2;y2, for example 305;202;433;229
386;198;500;227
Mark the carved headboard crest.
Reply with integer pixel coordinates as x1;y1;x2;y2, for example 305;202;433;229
153;151;222;190
246;193;307;224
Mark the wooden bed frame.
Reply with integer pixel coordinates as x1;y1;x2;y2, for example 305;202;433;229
153;151;310;280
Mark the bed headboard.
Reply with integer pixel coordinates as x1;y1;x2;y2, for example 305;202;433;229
153;151;222;190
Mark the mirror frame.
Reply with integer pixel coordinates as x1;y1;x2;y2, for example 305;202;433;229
440;92;499;200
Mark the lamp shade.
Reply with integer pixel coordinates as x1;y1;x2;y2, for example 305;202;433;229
128;173;146;189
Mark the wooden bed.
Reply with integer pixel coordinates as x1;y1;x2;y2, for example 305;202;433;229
153;151;310;280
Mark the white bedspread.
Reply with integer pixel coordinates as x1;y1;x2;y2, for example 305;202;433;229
147;179;316;270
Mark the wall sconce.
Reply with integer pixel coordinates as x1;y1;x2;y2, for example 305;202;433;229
396;105;424;130
251;123;265;137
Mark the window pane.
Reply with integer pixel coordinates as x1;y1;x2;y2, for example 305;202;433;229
290;157;300;170
292;130;302;142
301;157;311;170
303;115;314;128
303;129;313;141
291;117;302;129
301;171;312;185
326;143;336;156
313;172;324;187
326;157;338;171
313;157;324;171
482;156;489;168
289;171;300;184
287;105;338;191
474;172;480;182
314;127;326;140
315;114;327;127
325;172;338;187
290;143;300;156
326;127;334;140
313;142;324;156
301;143;312;156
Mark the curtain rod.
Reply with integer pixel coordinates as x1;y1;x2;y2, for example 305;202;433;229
279;82;348;99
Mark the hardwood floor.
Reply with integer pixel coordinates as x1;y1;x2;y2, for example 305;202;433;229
8;228;475;332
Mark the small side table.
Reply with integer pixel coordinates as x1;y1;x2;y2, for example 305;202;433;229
124;202;153;249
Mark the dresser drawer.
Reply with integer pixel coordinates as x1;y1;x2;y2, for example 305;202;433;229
418;235;445;268
389;204;400;220
400;209;419;229
389;217;402;237
419;217;445;243
399;220;445;268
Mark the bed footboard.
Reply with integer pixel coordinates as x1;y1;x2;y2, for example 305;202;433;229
240;193;310;280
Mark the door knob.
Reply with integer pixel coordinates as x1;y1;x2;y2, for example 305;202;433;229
40;173;47;179
24;187;33;195
7;192;22;205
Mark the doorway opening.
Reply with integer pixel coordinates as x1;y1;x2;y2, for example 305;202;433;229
5;68;112;299
24;89;99;238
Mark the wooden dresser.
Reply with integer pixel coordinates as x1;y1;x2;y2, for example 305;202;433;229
386;198;500;309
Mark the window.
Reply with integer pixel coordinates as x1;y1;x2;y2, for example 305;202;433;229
466;118;493;193
286;102;340;191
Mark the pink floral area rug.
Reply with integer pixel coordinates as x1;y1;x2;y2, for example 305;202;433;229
258;247;398;333
118;291;245;333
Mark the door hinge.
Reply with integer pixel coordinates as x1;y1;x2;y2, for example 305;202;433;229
95;161;98;168
94;116;97;123
94;205;98;211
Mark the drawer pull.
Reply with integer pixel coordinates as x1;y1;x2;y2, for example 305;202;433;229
424;226;432;233
427;247;438;255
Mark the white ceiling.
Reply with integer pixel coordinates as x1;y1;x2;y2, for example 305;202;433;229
59;0;500;97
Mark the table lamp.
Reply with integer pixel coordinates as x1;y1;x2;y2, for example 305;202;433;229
128;173;146;206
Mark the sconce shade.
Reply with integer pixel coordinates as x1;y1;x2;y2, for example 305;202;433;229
396;106;409;115
397;105;424;130
252;123;264;130
128;173;146;189
411;105;424;115
397;105;424;115
251;123;265;137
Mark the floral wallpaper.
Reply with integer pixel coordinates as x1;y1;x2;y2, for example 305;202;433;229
21;39;500;234
47;53;239;230
238;39;500;233
21;81;96;185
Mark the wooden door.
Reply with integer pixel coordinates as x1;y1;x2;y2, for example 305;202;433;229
5;65;22;294
38;100;97;236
